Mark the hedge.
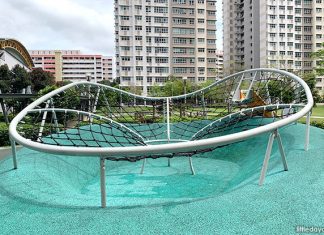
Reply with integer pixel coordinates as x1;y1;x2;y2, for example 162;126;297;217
0;123;54;147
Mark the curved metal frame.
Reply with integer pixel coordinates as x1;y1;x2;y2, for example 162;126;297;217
9;68;313;157
8;68;314;208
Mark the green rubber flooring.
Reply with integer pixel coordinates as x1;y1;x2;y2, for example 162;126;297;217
0;124;323;234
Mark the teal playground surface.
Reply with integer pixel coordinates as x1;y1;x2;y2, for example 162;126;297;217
0;124;324;234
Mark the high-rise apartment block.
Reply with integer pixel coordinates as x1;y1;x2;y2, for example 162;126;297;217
223;0;324;92
215;50;224;79
115;0;218;96
29;50;114;83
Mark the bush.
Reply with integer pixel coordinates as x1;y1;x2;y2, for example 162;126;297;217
0;122;55;147
0;123;37;146
0;123;10;146
310;120;324;129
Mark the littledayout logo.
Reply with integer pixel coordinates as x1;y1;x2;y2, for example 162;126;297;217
295;225;324;233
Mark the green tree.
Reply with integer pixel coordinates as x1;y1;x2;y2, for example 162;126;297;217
30;68;55;92
0;64;13;93
10;65;31;93
302;72;321;103
99;78;120;88
312;42;324;76
163;78;193;97
150;84;164;97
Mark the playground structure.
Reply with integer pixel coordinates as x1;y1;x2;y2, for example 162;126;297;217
9;68;313;208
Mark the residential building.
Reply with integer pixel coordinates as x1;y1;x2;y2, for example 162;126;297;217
115;0;218;96
102;56;114;81
29;50;114;83
215;50;224;79
223;0;324;93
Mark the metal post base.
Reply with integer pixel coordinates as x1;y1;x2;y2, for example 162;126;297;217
100;157;106;208
10;137;17;169
259;129;288;186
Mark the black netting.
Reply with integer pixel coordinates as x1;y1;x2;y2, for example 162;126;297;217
16;70;307;161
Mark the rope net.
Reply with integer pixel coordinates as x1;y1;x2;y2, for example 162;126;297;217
16;70;307;161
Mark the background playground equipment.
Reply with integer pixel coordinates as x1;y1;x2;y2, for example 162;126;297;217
9;68;313;208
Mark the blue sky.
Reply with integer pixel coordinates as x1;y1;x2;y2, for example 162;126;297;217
0;0;223;55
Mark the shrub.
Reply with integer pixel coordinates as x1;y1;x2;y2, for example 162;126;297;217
0;123;10;146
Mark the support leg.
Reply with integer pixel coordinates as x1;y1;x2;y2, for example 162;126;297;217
259;132;275;186
168;158;171;167
304;111;311;151
189;157;195;175
10;137;17;169
140;158;146;174
275;130;288;171
100;157;106;208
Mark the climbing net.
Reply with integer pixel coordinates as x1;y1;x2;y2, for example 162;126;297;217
10;69;311;161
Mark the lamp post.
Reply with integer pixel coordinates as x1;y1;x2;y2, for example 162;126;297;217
86;73;91;113
183;76;187;104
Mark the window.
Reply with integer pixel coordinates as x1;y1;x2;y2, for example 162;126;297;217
155;37;168;43
120;26;130;31
198;28;205;33
154;17;168;23
135;5;142;10
135;25;142;31
154;7;168;13
120;16;130;20
135;36;142;41
198;9;204;14
198;38;205;43
135;15;142;21
155;47;168;53
155;57;169;63
155;27;168;33
155;67;169;73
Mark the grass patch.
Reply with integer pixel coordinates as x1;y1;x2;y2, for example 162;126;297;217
312;105;324;117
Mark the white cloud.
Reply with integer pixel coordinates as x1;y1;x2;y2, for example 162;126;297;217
0;0;223;55
0;0;115;55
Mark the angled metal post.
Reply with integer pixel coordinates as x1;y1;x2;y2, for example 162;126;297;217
304;111;311;151
189;157;195;175
259;131;275;186
100;157;106;208
166;98;171;167
140;158;146;174
275;130;288;171
10;136;17;169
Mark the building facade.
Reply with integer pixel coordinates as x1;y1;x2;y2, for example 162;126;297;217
115;0;218;96
0;38;34;71
29;50;114;83
215;50;224;79
223;0;324;92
